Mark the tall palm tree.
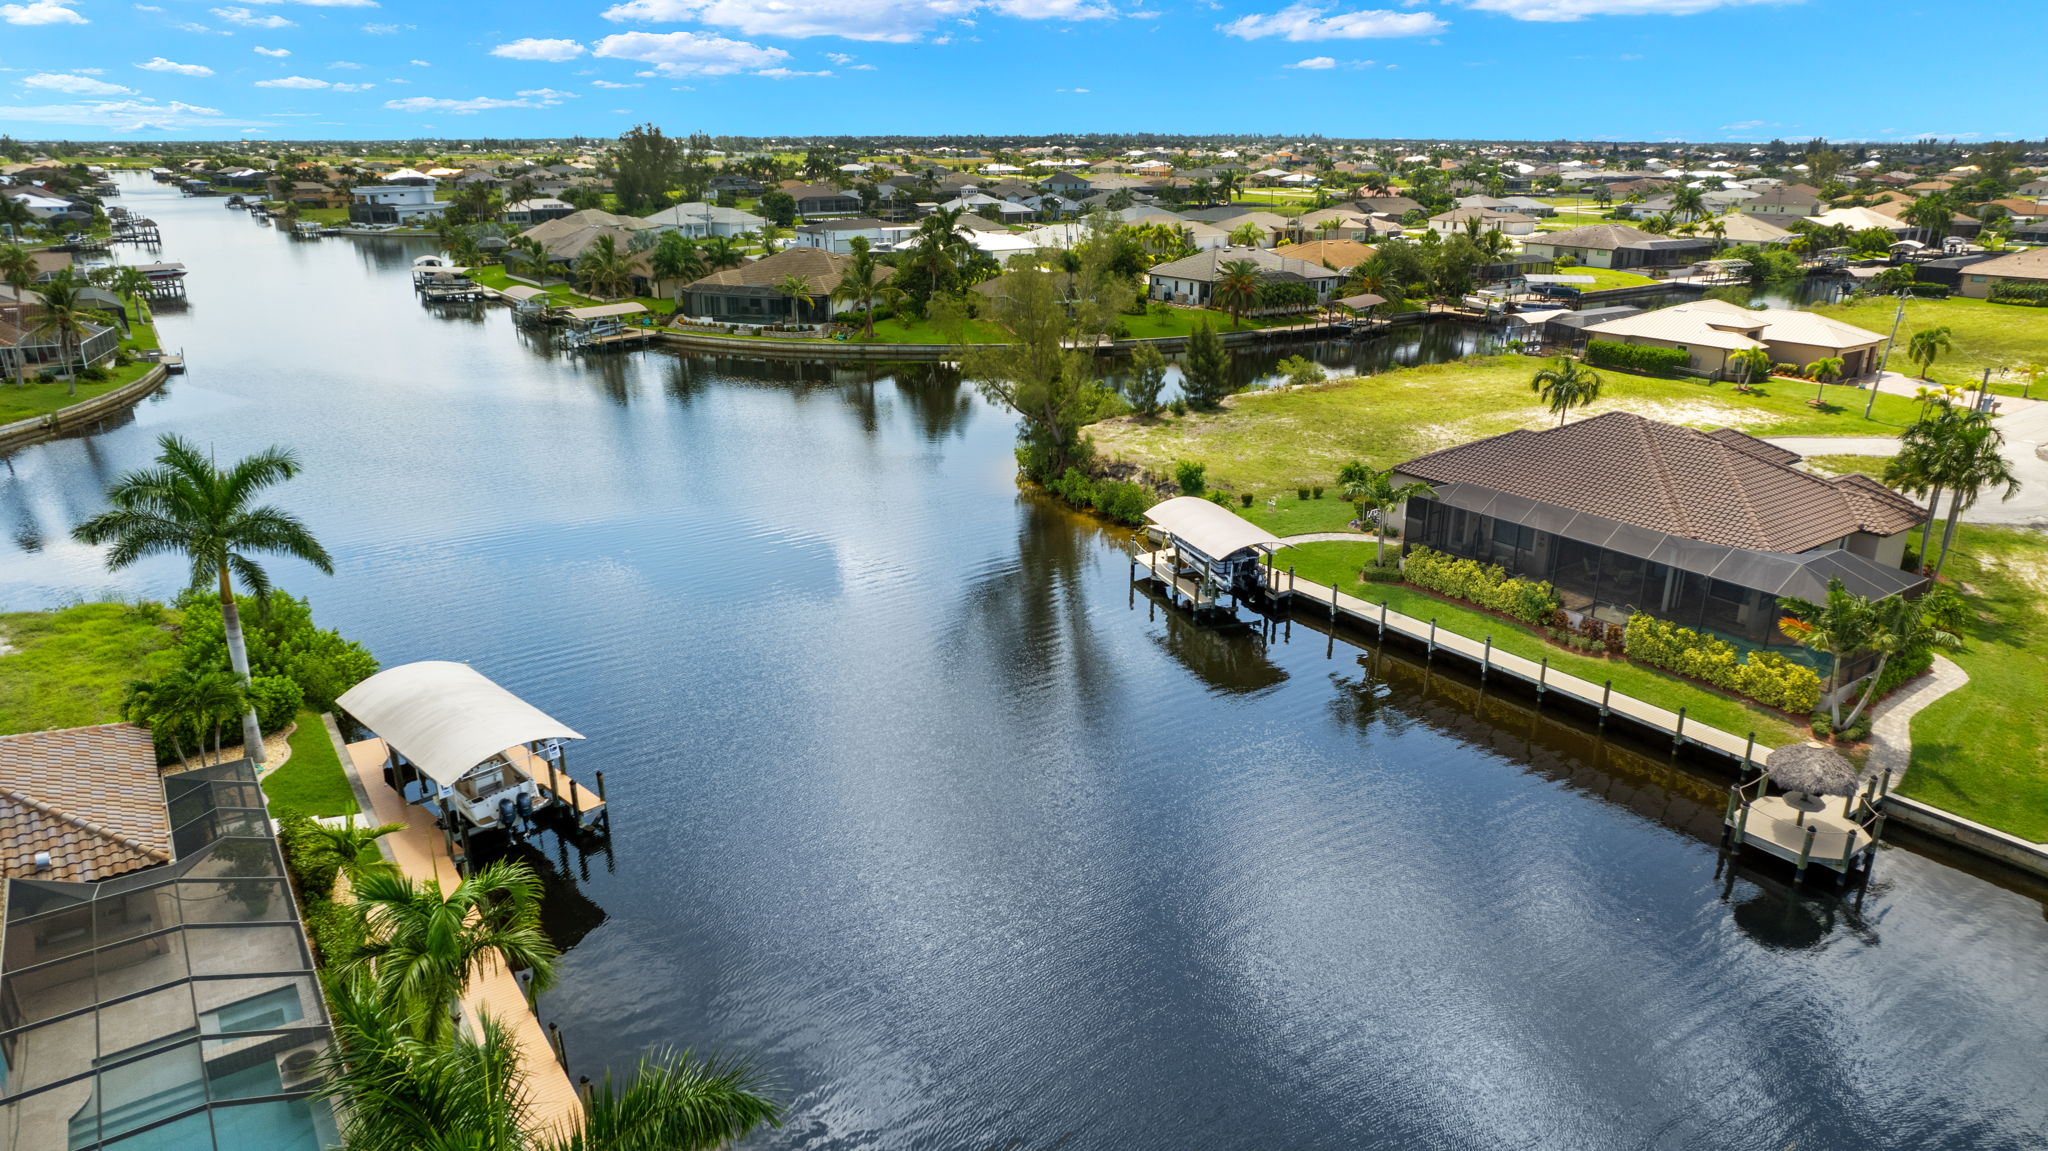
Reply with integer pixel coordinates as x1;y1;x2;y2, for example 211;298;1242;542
1906;325;1953;379
648;230;704;313
504;235;547;279
349;860;560;1041
1227;222;1266;248
776;273;818;323
0;196;34;242
1529;357;1603;425
1901;192;1953;245
575;234;636;299
313;816;404;884
322;973;781;1151
1216;169;1242;203
1837;593;1961;730
1336;461;1435;565
0;243;40;387
1670;186;1707;222
1929;417;2019;576
1213;258;1262;328
752;222;787;258
1778;578;1878;730
31;272;113;395
830;236;882;337
699;234;744;272
109;264;152;324
72;435;333;763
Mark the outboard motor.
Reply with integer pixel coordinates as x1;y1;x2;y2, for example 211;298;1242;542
514;791;535;826
498;797;521;838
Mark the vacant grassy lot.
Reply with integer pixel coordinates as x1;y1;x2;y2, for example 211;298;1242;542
0;603;182;734
1812;295;2048;397
1285;541;1807;745
1092;355;1924;491
1897;525;2048;840
262;710;360;818
1804;454;1895;479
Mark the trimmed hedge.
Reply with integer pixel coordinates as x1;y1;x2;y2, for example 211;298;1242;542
1585;339;1692;376
1623;612;1821;713
1403;546;1560;626
1989;281;2048;306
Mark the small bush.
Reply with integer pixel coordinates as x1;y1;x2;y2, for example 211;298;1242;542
1312;487;1324;499
1625;613;1821;713
1240;493;1254;508
1175;460;1207;496
1091;480;1154;526
246;674;304;734
1297;488;1310;500
1402;546;1560;627
1168;397;1189;416
80;365;111;382
1358;561;1404;583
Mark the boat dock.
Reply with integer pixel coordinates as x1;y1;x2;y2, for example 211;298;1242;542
564;325;661;351
1722;769;1885;881
340;739;587;1140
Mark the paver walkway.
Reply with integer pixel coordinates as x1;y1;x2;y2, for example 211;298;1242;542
1864;655;1969;785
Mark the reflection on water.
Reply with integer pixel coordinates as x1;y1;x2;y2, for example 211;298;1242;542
1;178;2045;1151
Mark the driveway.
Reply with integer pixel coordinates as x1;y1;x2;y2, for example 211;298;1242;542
1763;399;2048;527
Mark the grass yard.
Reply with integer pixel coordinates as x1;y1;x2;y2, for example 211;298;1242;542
1119;307;1297;339
1896;525;2048;841
0;357;167;426
1804;454;1895;479
1091;355;1924;491
1285;541;1807;745
0;603;183;735
1563;266;1659;292
1811;295;2048;397
860;316;1014;344
262;710;360;819
1237;491;1364;536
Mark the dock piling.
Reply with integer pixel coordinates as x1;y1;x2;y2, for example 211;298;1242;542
595;770;607;803
1427;618;1437;658
1673;707;1687;750
1481;635;1491;679
1794;824;1817;882
1536;656;1547;701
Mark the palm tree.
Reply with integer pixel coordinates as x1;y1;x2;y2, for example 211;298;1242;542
322;973;781;1151
1901;192;1953;245
1778;579;1878;730
0;244;40;387
1906;325;1953;379
648;230;703;314
575;234;636;299
752;222;787;258
1529;357;1603;425
72;435;333;763
31;272;113;395
109;264;151;325
1188;175;1214;205
699;234;744;272
1336;461;1434;565
503;236;547;279
1216;169;1242;204
0;196;34;242
1837;593;1961;731
1670;186;1707;222
776;273;818;323
1227;222;1266;249
1929;417;2020;576
130;665;245;764
312;817;404;885
349;860;559;1040
1213;258;1262;329
830;236;882;337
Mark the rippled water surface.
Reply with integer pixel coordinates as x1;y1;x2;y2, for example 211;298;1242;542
2;180;2045;1151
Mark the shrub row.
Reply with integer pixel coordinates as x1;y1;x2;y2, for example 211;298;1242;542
1622;612;1821;713
1047;467;1155;526
1585;339;1692;376
1989;281;2048;306
1402;546;1560;627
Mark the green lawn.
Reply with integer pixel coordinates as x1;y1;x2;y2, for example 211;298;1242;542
1811;295;2048;397
1119;307;1296;339
860;316;1014;344
1897;525;2048;840
1804;454;1894;479
0;603;182;735
1091;355;1923;491
1233;491;1364;535
0;357;166;425
262;710;360;819
1284;541;1806;745
1561;266;1659;292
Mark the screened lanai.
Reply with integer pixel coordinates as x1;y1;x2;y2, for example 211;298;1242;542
0;763;337;1151
1403;484;1927;652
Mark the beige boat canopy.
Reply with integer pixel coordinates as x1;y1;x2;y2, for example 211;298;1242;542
1144;496;1285;562
499;284;552;303
337;660;583;788
563;302;647;322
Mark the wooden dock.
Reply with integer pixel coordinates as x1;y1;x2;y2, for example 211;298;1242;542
565;327;660;352
1721;770;1884;880
341;739;587;1139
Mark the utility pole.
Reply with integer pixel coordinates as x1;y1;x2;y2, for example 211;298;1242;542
1867;287;1907;419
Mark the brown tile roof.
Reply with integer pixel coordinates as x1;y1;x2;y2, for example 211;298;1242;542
682;245;894;295
0;724;170;884
1397;411;1923;552
1965;247;2048;283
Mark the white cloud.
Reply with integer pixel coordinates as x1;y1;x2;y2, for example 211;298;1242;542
1221;3;1444;38
592;30;789;75
824;52;855;64
254;74;372;89
1055;86;1089;92
1457;0;1785;17
601;0;979;43
359;20;407;32
264;0;379;5
516;87;577;102
174;21;220;31
330;60;362;68
254;45;291;55
137;57;215;75
1288;54;1336;66
23;72;133;94
133;3;162;9
590;78;641;87
2;0;86;23
991;0;1113;17
384;94;541;113
408;58;429;65
850;62;876;68
0;97;243;130
490;37;586;60
753;67;831;77
213;5;294;26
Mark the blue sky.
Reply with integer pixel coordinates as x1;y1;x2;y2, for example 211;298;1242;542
0;0;2036;141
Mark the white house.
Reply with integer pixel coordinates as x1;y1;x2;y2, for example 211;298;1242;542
348;184;447;225
641;202;767;238
6;187;77;220
792;217;918;254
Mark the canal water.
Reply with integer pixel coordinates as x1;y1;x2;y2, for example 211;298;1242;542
3;178;2045;1151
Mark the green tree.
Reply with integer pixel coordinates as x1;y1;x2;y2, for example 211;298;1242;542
1778;579;1878;729
1929;417;2019;576
648;230;703;312
1336;462;1434;565
1900;192;1954;245
1529;357;1604;425
757;190;796;226
1212;259;1262;329
30;272;113;395
960;268;1118;481
311;817;404;884
1839;593;1961;730
611;123;681;214
1227;222;1266;248
322;973;780;1151
349;860;559;1041
575;234;636;299
829;236;883;337
775;273;817;323
1906;325;1953;379
753;222;787;258
1121;342;1167;416
699;234;744;272
1180;319;1233;409
72;435;333;763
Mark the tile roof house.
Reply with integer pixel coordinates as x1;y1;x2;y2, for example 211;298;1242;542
1956;247;2048;299
1145;246;1345;306
1739;184;1822;218
1521;223;1714;270
0;724;169;888
1392;412;1926;635
1582;298;1886;379
1278;238;1376;272
681;246;894;324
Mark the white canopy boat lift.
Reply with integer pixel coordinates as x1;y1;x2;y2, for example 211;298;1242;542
338;661;609;857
